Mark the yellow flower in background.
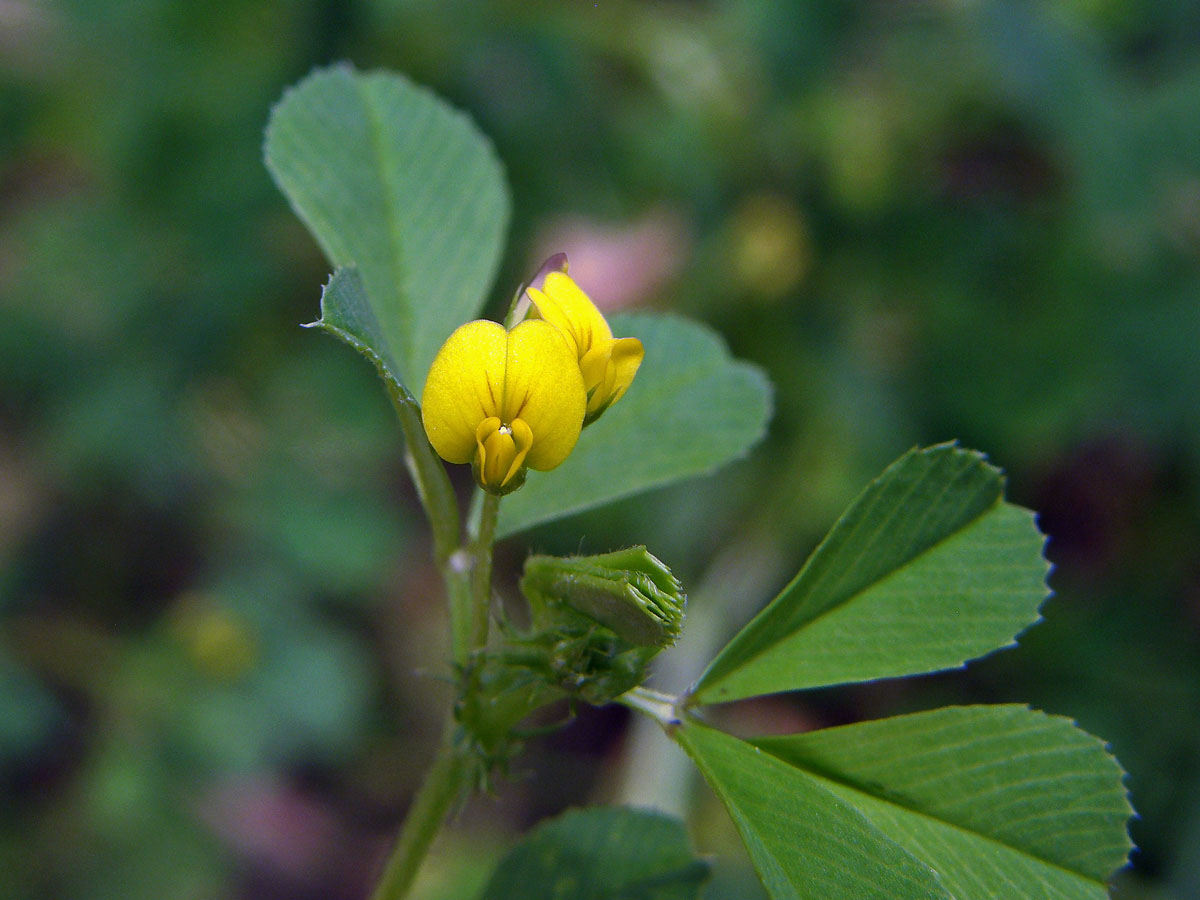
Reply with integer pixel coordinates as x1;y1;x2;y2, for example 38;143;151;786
421;319;586;495
525;270;644;426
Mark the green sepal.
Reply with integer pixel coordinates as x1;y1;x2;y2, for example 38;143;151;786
454;569;677;783
453;644;565;786
472;456;527;496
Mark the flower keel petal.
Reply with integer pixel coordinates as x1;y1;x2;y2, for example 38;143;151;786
473;417;533;494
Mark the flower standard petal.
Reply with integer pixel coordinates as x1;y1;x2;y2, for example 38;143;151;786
525;270;613;357
421;320;507;464
502;319;586;471
525;270;644;425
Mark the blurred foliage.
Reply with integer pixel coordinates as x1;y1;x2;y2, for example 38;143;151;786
2;0;1198;897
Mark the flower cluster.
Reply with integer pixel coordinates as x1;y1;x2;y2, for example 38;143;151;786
422;260;643;494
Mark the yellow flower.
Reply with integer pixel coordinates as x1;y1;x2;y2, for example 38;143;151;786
421;319;586;495
525;271;644;425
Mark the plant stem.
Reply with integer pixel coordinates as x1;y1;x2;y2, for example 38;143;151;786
618;685;683;730
385;380;459;565
367;728;468;900
371;492;502;898
444;557;475;669
442;490;500;667
469;492;501;651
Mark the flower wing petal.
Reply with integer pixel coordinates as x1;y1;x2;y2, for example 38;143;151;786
421;320;507;464
503;320;585;470
606;336;645;406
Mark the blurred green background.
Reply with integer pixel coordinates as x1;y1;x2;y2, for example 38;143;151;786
3;1;1199;898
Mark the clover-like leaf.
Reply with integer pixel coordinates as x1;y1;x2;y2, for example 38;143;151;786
692;444;1048;703
306;267;405;395
309;267;459;551
265;65;509;396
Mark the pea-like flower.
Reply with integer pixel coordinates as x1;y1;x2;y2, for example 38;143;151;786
421;319;586;495
525;270;644;425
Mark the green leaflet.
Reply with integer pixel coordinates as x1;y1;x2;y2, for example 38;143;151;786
479;806;709;900
305;267;406;395
265;65;509;396
752;705;1133;899
693;444;1049;703
674;721;952;900
308;267;460;553
497;313;772;537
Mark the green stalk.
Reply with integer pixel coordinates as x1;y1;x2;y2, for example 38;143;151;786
385;379;460;565
367;726;468;900
444;561;475;669
468;492;501;652
618;685;683;730
370;482;501;897
441;490;500;667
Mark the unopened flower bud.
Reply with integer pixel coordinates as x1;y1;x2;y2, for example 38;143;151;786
521;546;686;648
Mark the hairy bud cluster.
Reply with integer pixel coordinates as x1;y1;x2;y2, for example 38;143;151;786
454;547;686;781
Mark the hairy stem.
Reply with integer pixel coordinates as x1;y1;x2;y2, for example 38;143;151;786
371;487;502;898
469;492;501;651
386;381;459;565
367;727;467;900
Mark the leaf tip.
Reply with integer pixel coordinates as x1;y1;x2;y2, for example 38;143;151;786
263;62;359;167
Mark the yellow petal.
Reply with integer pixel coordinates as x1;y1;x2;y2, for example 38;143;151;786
526;271;613;359
579;342;613;400
474;416;533;492
580;336;644;424
502;319;585;470
507;417;534;481
421;321;507;464
606;336;644;406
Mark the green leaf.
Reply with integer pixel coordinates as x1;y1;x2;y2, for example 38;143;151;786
306;266;406;397
692;444;1048;703
752;705;1133;899
497;313;772;537
674;721;952;900
479;806;709;900
265;65;509;395
308;267;460;555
